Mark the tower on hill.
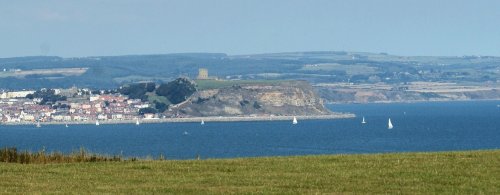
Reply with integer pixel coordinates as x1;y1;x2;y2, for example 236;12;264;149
197;68;209;79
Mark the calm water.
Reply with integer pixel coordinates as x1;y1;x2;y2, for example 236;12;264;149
1;101;499;159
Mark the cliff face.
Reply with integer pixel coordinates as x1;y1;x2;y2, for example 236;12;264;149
317;82;500;103
166;81;330;117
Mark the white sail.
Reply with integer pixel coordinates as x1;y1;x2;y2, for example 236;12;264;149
362;117;366;124
201;120;205;125
36;121;41;128
388;118;393;129
292;116;298;125
65;124;69;128
96;120;100;126
136;119;140;125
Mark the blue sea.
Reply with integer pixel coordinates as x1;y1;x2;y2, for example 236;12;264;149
1;101;499;159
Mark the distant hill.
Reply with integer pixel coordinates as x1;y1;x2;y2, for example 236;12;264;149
1;51;499;90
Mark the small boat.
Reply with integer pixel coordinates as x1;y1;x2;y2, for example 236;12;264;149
361;117;366;124
292;116;298;125
201;120;205;125
95;120;100;126
136;119;140;126
388;118;393;129
65;124;69;128
36;121;41;128
183;131;189;135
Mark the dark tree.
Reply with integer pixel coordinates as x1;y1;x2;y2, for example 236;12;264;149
253;101;261;109
139;107;157;115
118;82;156;100
156;78;196;104
145;82;156;92
29;89;67;105
154;101;168;112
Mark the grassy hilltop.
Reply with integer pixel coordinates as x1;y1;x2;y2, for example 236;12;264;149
3;52;500;103
2;51;500;90
0;150;498;194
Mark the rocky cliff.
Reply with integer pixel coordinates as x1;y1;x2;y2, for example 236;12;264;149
317;82;500;103
165;81;330;117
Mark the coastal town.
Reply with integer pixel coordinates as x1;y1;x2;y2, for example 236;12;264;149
0;70;356;125
0;86;354;125
0;70;214;124
0;87;157;124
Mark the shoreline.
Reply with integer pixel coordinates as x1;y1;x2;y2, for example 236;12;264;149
0;113;356;126
325;98;500;104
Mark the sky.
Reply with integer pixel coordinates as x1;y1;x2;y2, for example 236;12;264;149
1;0;500;58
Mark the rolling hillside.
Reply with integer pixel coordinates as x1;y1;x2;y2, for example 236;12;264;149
1;52;499;103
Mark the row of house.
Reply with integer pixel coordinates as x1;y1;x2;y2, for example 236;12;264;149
0;99;53;122
0;93;151;123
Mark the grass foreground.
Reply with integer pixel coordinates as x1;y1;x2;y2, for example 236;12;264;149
1;150;499;194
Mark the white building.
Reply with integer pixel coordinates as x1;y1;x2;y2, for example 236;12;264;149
90;95;100;102
97;114;108;120
0;91;35;99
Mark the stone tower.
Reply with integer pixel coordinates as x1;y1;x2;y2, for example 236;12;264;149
197;68;208;79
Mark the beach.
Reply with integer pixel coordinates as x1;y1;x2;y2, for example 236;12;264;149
0;113;356;125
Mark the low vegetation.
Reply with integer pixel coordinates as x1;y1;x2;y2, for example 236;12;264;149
155;77;196;104
0;147;123;164
0;150;498;193
195;79;282;90
118;78;196;114
117;82;156;101
26;89;67;105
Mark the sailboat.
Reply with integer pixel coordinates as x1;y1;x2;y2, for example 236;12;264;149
95;120;100;126
388;118;393;129
36;121;41;128
201;120;205;125
292;116;298;125
136;119;140;126
65;124;69;128
361;117;366;124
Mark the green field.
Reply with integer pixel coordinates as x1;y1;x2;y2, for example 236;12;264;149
194;79;283;90
146;91;171;105
300;63;380;75
1;150;498;194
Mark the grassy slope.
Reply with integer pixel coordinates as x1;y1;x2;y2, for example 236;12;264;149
194;79;283;90
146;92;171;105
0;150;499;194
